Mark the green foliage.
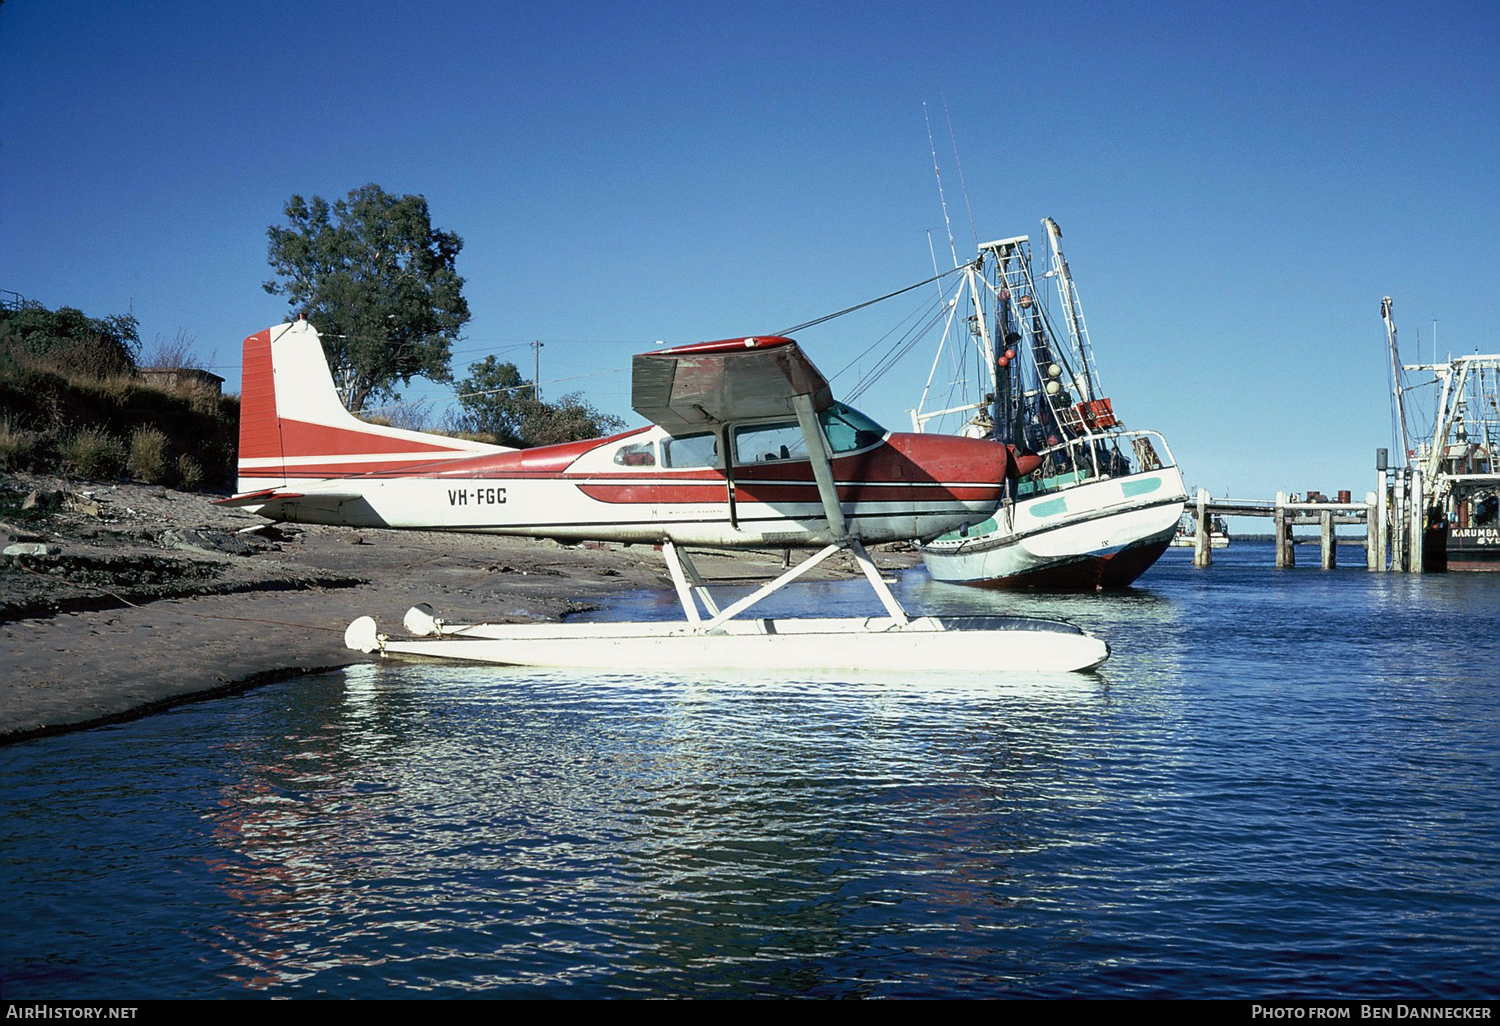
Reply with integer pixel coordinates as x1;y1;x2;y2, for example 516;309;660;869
0;416;43;470
454;356;531;447
59;426;126;479
176;454;204;491
128;426;170;484
264;183;470;412
455;355;626;448
0;362;239;487
0;304;141;378
0;299;236;486
525;392;629;448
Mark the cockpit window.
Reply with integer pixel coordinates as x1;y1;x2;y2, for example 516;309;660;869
819;403;885;453
661;432;721;469
730;404;885;464
732;422;808;464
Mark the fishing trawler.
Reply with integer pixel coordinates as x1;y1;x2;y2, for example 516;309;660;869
1383;297;1499;571
911;220;1188;589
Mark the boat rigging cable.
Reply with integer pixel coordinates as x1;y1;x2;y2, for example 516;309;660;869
840;292;959;404
775;261;972;336
775;261;978;406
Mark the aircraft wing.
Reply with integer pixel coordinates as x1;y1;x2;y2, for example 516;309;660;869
632;336;833;435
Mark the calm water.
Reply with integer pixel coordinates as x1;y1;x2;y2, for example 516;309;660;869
2;543;1497;999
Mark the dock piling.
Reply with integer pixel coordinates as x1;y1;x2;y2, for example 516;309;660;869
1321;509;1337;569
1193;488;1213;567
1196;487;1381;570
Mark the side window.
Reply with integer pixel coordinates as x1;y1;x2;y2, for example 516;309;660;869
612;441;656;467
732;422;808;464
661;432;721;469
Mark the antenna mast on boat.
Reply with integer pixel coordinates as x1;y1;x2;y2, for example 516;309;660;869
940;93;979;255
923;103;960;270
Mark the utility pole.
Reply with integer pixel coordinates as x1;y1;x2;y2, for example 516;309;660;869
533;341;543;402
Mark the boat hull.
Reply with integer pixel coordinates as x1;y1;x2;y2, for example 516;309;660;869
918;467;1187;590
346;614;1110;674
1170;534;1229;549
1444;526;1500;571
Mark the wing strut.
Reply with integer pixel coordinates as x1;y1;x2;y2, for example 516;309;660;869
657;397;912;630
792;393;847;539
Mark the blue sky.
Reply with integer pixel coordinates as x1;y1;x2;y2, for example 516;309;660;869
3;0;1496;501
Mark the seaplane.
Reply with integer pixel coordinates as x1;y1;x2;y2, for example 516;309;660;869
220;319;1109;673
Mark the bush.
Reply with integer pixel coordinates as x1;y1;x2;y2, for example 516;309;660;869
129;426;171;484
0;416;44;471
176;454;204;491
143;329;204;371
0;305;139;379
1;301;239;488
59;426;126;480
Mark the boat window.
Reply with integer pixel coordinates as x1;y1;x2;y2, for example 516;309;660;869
612;441;656;467
819;403;885;453
661;432;721;469
732;422;807;464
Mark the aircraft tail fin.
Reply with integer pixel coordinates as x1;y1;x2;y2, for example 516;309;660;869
236;321;507;494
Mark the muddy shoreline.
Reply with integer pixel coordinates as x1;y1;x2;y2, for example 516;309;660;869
2;473;895;744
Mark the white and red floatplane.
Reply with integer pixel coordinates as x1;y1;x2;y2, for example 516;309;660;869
220;320;1109;672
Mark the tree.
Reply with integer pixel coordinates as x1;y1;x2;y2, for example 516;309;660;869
455;355;626;448
0;303;140;378
524;391;628;448
264;184;469;412
453;355;532;447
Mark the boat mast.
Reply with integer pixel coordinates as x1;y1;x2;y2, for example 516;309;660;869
912;109;989;434
1382;296;1412;469
1042;217;1100;404
1424;359;1468;488
923;103;960;272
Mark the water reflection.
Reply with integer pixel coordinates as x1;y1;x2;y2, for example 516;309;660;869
3;544;1495;998
177;661;1141;995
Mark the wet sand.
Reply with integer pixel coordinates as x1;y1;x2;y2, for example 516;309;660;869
2;474;891;744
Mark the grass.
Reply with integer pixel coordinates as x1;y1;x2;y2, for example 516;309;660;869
59;426;127;480
0;359;238;487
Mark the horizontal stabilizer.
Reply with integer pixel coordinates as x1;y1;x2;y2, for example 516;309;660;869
216;488;362;520
214;488;303;508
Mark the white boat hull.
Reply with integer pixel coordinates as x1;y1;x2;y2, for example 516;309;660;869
1170;533;1230;549
345;614;1110;674
919;467;1187;589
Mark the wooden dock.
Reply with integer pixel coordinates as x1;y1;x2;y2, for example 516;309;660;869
1189;490;1380;569
1190;456;1441;571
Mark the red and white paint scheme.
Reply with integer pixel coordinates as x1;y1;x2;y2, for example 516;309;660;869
224;321;1109;673
230;320;1013;548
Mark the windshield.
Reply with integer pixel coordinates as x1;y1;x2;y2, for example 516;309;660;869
819;403;886;453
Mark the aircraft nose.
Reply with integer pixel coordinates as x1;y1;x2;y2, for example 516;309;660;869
1010;449;1042;478
885;432;1010;494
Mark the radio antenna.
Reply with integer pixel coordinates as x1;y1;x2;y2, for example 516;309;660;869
941;92;979;252
924;102;960;270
